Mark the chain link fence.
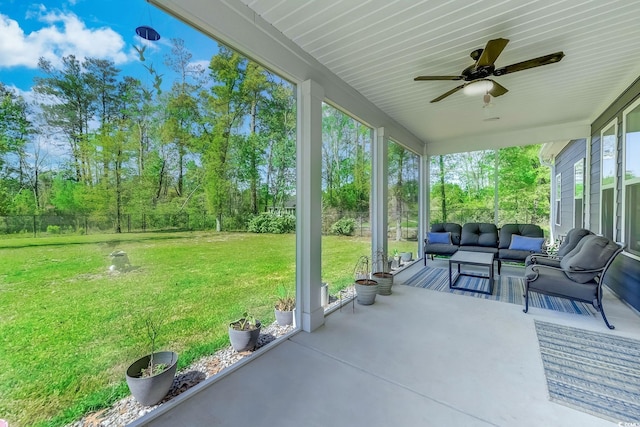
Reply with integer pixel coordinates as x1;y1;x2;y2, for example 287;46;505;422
0;212;221;236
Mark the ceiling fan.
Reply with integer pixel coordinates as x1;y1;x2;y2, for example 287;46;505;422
414;38;564;103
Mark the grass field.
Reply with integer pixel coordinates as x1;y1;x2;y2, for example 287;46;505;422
0;231;417;426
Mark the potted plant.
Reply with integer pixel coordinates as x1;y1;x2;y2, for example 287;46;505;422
372;249;393;295
228;312;262;352
274;285;295;326
354;255;378;305
400;251;413;264
391;249;401;269
125;317;178;406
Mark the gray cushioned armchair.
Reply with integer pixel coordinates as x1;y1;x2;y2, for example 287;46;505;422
525;227;593;268
523;235;623;329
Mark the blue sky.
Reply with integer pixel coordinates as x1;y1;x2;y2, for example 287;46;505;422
0;0;218;96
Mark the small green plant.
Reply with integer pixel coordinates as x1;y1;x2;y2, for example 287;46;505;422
230;312;260;331
274;285;295;311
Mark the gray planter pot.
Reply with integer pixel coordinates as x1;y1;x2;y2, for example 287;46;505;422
400;252;413;263
372;272;393;295
391;257;400;269
274;308;294;326
126;351;178;406
355;279;378;305
228;320;262;352
321;283;329;307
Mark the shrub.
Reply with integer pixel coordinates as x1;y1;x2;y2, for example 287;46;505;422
331;217;356;236
248;213;296;234
47;225;61;234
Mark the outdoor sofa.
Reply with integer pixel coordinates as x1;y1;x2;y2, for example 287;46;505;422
424;222;545;273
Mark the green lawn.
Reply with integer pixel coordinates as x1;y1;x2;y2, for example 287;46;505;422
0;231;417;427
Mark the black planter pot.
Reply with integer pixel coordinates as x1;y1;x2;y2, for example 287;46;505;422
126;351;178;406
228;321;262;352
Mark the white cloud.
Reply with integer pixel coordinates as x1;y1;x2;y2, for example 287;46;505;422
0;7;133;69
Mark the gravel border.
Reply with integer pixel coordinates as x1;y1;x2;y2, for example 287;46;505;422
67;321;294;427
67;290;356;427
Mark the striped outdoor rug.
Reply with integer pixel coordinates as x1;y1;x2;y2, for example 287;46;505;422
402;266;593;315
535;320;640;422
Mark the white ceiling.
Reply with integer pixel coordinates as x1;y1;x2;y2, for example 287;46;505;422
236;0;640;149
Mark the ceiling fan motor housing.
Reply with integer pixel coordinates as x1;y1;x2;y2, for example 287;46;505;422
462;64;495;81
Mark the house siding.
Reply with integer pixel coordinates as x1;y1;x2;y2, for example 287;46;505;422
606;254;640;314
553;139;586;238
589;75;640;313
554;76;640;313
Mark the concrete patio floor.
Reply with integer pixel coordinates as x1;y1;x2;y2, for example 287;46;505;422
130;259;640;427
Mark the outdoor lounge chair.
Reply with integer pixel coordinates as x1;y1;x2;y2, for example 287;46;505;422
523;234;623;329
524;227;593;267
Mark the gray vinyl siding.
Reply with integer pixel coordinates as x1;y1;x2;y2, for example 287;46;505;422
553;139;586;238
590;75;640;313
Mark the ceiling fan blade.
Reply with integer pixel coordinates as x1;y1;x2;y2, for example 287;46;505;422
488;80;508;97
476;38;509;67
493;51;565;76
430;84;465;103
414;75;463;81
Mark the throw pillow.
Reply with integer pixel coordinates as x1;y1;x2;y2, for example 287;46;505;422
428;231;451;244
560;235;619;283
509;235;545;252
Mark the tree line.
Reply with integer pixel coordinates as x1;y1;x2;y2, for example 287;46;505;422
1;40;297;233
430;145;550;227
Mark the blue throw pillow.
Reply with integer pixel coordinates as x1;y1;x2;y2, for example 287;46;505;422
509;235;544;252
428;232;451;244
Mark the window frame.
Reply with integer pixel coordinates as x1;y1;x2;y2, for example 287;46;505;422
574;159;584;228
555;172;561;226
600;119;617;239
622;97;640;259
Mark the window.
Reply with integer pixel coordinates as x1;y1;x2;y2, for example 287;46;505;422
600;121;617;240
623;99;640;256
574;159;584;228
321;102;373;290
555;173;561;226
388;140;420;263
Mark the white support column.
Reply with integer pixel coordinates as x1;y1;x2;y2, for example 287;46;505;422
494;151;499;225
296;80;325;333
371;128;388;260
584;137;591;230
550;162;557;242
419;151;430;259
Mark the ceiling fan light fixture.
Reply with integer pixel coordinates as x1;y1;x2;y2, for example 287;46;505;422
463;79;494;96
